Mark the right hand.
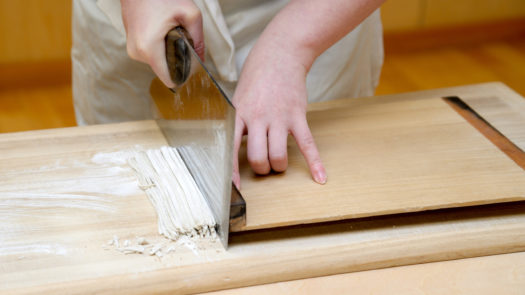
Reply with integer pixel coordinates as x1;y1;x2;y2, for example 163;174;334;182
121;0;204;88
231;34;327;189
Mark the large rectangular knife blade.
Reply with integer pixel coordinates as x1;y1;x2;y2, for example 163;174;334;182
149;27;236;248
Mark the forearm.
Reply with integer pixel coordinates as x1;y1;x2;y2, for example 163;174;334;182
252;0;385;72
233;0;384;186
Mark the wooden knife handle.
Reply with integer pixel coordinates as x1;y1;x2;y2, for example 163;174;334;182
165;27;194;87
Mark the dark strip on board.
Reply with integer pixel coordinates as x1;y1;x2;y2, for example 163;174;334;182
443;96;525;170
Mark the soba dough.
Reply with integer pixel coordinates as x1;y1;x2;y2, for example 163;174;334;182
128;146;217;241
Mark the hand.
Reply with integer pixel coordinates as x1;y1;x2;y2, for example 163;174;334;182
231;41;327;189
121;0;204;88
229;0;385;189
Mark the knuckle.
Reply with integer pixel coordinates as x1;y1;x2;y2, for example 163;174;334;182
135;40;149;57
127;39;149;62
175;3;202;24
310;156;323;167
308;151;323;169
299;133;315;147
249;108;268;121
186;8;202;23
126;42;138;59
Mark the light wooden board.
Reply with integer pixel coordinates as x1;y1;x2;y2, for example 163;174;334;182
236;94;525;231
202;250;525;295
1;83;525;293
375;82;525;150
3;202;525;294
2;92;525;232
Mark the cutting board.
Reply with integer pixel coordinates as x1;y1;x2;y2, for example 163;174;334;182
1;82;525;294
1;95;524;233
235;92;525;231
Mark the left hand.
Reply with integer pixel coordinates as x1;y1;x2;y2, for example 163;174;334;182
231;41;327;189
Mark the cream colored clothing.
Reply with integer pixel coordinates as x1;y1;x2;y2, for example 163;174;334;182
72;0;383;125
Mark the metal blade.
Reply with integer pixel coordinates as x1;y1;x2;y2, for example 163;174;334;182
150;28;235;248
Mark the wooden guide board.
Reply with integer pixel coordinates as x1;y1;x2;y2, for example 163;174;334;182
236;93;525;230
1;94;524;233
1;82;525;293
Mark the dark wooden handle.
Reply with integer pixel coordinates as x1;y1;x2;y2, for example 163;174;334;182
165;27;194;86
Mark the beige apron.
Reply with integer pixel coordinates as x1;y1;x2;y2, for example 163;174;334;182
72;0;383;125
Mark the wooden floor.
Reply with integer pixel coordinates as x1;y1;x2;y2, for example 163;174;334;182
1;35;524;133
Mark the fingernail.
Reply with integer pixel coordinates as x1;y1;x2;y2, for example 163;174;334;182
314;170;327;184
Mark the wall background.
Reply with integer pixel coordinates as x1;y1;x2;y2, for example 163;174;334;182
0;0;524;133
381;0;525;32
0;0;72;65
0;0;524;66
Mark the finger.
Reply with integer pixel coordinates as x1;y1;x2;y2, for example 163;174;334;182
247;124;271;175
232;115;246;189
268;126;288;172
291;118;326;184
141;2;204;88
147;35;176;88
177;7;205;61
124;13;177;88
124;27;175;88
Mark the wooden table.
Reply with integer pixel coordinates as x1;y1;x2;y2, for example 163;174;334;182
202;251;525;295
1;82;524;294
204;82;525;294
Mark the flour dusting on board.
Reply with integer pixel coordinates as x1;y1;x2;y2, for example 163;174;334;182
0;192;115;213
1;148;143;204
102;234;221;258
0;145;221;260
0;243;68;256
91;150;139;166
0;147;147;258
1;149;142;223
91;146;222;257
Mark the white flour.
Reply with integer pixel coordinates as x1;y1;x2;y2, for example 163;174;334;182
1;146;221;259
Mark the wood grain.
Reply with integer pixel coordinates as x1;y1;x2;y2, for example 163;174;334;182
1;84;525;294
202;250;525;295
366;82;525;147
236;95;525;231
4;202;525;294
444;96;525;169
2;90;525;233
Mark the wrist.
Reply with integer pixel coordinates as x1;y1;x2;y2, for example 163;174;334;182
247;28;316;78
